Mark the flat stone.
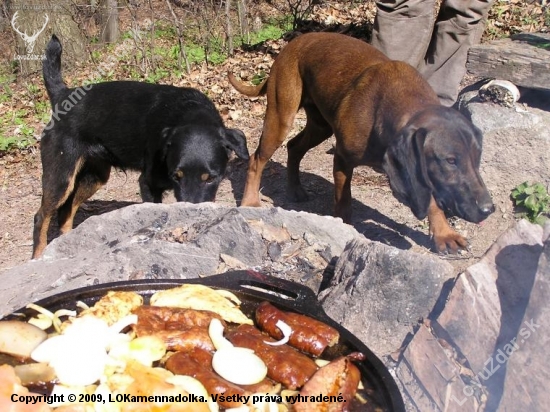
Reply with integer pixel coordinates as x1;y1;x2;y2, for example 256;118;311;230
435;220;544;374
320;236;455;356
0;203;360;318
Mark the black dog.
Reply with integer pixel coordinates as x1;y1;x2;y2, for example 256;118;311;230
33;35;249;258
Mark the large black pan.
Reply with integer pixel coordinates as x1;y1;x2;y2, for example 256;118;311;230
4;270;405;411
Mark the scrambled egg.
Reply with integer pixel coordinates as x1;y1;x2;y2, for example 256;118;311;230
150;285;253;325
76;291;143;326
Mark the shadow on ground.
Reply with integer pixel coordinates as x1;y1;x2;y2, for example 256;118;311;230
45;160;433;252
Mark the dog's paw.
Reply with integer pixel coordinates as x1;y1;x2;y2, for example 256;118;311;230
287;186;310;203
240;198;262;208
433;230;469;254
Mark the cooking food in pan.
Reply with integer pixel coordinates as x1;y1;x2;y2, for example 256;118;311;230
0;275;401;411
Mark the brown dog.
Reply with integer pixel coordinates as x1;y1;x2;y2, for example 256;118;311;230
229;32;494;253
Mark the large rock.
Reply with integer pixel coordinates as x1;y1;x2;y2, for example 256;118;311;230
319;237;455;357
0;203;360;317
498;235;550;411
457;92;550;217
435;220;543;375
397;323;480;412
396;220;550;411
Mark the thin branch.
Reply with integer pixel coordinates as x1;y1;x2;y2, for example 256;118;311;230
165;0;191;74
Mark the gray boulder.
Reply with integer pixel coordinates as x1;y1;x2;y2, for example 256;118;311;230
319;237;455;357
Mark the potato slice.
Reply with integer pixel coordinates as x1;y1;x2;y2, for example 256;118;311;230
0;320;47;359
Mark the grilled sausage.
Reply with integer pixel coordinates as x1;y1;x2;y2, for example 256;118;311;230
255;301;339;356
226;324;318;389
133;306;222;352
293;356;362;412
153;327;215;352
133;306;223;334
166;349;248;408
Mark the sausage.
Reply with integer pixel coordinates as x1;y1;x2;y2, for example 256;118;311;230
165;348;278;407
133;306;223;335
240;378;281;395
226;324;318;390
293;356;362;412
133;306;222;352
165;349;249;408
255;301;339;356
153;327;215;352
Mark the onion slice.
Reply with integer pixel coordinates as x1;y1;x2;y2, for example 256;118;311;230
208;318;234;350
212;347;267;385
264;320;292;346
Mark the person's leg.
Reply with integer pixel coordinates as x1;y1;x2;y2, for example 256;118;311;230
371;0;435;67
418;0;494;106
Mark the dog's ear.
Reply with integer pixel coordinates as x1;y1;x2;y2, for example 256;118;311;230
382;126;432;220
161;127;174;161
472;124;483;148
471;124;484;167
221;128;249;160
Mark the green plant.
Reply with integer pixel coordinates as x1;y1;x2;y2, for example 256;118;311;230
0;107;37;153
511;182;550;225
145;68;170;84
242;21;289;46
251;70;267;85
26;83;40;96
0;84;13;103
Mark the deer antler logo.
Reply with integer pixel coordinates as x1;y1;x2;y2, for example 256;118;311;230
11;12;49;54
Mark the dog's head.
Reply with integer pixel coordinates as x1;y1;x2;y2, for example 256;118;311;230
161;125;249;203
382;106;494;223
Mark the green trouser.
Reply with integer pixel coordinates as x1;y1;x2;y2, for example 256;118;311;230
371;0;494;106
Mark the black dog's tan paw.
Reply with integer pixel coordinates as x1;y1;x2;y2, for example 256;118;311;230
433;230;469;254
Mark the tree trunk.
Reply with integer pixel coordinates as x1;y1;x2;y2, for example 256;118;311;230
9;0;87;75
237;0;250;44
100;0;119;43
226;0;233;56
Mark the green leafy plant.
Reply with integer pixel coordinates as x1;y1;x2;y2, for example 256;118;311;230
251;70;267;86
511;182;550;225
0;84;13;103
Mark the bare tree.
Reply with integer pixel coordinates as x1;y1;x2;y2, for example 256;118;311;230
9;0;86;74
225;0;234;55
165;0;191;73
100;0;118;43
237;0;250;44
286;0;316;29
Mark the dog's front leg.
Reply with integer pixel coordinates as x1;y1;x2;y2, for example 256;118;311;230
139;174;162;203
333;154;353;223
428;196;468;253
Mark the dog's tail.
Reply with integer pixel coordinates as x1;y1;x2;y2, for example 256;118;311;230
227;72;268;97
43;34;67;105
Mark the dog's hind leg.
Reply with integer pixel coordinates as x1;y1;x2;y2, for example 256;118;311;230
241;75;303;207
57;160;111;235
333;153;355;224
32;156;85;259
287;105;333;202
